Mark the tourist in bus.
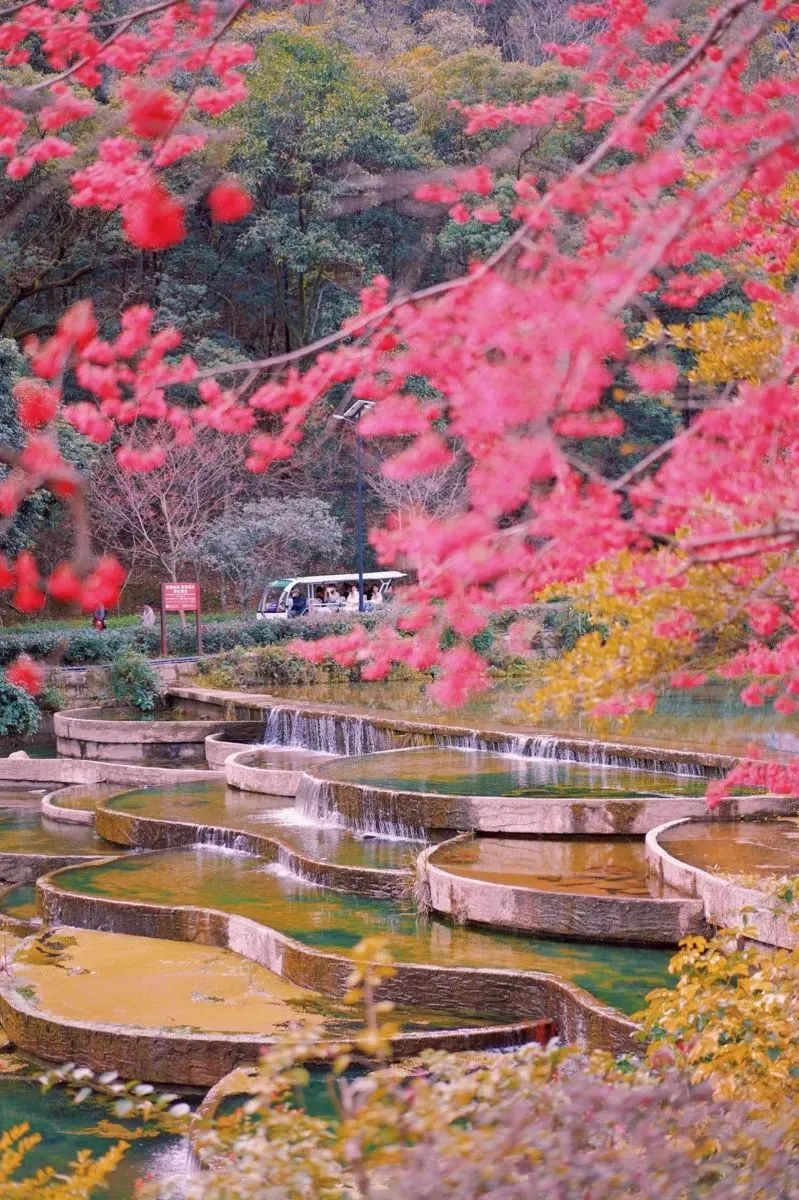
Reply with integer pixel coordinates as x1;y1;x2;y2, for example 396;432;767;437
367;584;383;609
324;583;342;607
288;588;307;618
344;584;359;611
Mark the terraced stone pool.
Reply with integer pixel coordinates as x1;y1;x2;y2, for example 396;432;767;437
312;748;709;799
102;781;432;870
49;847;672;1014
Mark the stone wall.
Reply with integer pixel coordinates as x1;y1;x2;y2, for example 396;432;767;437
50;658;201;705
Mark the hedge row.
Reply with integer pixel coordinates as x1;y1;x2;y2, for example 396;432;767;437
0;616;377;668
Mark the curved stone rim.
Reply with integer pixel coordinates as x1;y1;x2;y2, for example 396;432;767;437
298;753;794;837
167;685;740;775
0;849;117;886
0;930;534;1087
53;705;231;745
225;746;338;795
36;854;639;1058
94;794;408;900
645;818;798;949
0;756;222;789
41;783;105;826
205;728;262;770
420;837;707;947
226;747;337;800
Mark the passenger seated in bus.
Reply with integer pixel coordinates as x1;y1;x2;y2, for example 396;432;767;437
324;584;341;607
344;585;359;611
289;588;307;618
367;584;383;608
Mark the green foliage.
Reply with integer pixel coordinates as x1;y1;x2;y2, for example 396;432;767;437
0;679;40;737
0;613;386;668
36;680;65;714
108;650;162;712
543;600;607;652
231;28;419;349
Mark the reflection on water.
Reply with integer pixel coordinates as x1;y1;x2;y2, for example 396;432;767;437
265;680;799;758
0;808;120;856
0;787;48;808
316;748;709;799
55;847;671;1014
104;782;429;870
660;818;799;884
0;1078;190;1200
251;746;335;771
433;836;658;897
0;882;37;920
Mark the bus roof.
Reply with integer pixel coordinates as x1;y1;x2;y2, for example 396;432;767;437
265;571;406;589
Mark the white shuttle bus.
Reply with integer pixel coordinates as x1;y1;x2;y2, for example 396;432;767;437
256;571;406;620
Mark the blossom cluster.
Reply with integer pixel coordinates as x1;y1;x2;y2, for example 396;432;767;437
6;0;799;804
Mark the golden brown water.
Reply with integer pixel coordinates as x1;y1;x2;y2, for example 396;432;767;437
8;927;504;1035
48;785;125;814
432;837;657;897
0;809;120;857
52;848;671;1014
659;819;799;885
0;883;37;921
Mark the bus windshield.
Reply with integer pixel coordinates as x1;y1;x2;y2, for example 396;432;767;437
260;581;291;612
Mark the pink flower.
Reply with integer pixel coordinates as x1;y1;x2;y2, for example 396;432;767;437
6;654;45;695
207;179;253;223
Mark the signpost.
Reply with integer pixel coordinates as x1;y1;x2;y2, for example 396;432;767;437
160;582;202;658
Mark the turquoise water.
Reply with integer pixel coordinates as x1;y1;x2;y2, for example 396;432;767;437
315;748;709;799
0;883;37;920
53;848;671;1015
103;781;431;870
0;1079;189;1199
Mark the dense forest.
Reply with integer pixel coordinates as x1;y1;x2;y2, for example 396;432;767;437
0;0;767;612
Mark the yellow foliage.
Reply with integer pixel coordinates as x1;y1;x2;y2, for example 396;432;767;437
630;302;782;386
641;927;799;1119
525;552;749;725
0;1122;125;1199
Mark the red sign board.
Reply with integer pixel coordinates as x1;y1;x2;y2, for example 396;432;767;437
162;582;199;612
160;582;202;657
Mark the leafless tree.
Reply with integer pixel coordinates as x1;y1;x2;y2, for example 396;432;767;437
89;429;247;585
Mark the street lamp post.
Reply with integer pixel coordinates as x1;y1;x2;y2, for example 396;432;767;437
333;398;374;614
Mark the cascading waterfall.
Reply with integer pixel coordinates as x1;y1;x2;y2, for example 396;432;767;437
293;773;422;841
264;705;722;778
264;707;412;756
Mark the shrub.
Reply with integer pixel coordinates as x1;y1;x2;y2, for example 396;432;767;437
0;679;41;737
144;934;799;1200
108;650;162;712
37;681;66;713
0;614;384;668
